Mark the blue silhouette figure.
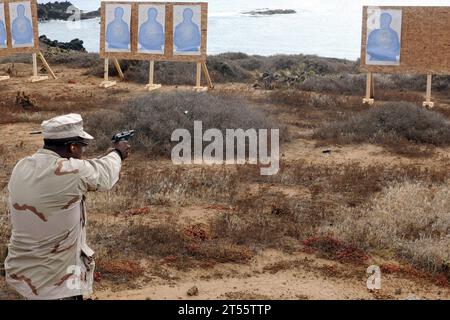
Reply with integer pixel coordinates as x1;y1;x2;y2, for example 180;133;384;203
11;4;33;45
106;7;130;50
0;18;6;47
367;13;400;62
174;8;200;52
139;8;164;51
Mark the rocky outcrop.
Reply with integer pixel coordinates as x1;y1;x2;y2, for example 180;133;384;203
38;1;100;21
39;35;86;52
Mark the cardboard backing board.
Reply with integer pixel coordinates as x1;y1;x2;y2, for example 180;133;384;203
361;6;450;75
100;1;207;62
0;0;39;57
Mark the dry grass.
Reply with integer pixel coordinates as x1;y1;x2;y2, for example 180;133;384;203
87;165;239;213
2;137;450;284
268;90;364;110
85;91;287;157
1;50;450;289
266;90;365;130
238;160;450;205
0;54;32;64
0;213;8;250
45;52;100;69
313;102;450;156
328;181;450;276
204;160;450;277
377;74;450;92
84;57;253;85
295;73;365;95
84;164;251;271
0;90;120;125
90;219;253;271
95;259;144;284
293;73;450;95
302;236;368;264
83;53;358;86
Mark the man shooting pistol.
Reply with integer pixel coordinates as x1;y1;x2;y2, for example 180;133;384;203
4;114;132;300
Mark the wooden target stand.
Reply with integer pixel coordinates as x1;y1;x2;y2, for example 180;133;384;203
0;51;56;83
362;72;375;105
100;58;214;91
363;72;435;108
0;1;55;83
99;58;122;88
423;74;434;108
99;2;212;91
30;51;57;82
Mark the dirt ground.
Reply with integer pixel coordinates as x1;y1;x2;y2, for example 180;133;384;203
0;63;449;300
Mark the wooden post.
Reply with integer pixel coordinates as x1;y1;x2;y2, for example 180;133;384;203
149;60;154;85
145;60;161;91
370;72;375;98
29;52;49;83
423;74;434;108
201;62;214;89
362;72;375;105
37;52;57;79
100;58;116;88
194;61;207;92
196;62;201;87
112;58;125;81
104;58;109;81
32;53;38;77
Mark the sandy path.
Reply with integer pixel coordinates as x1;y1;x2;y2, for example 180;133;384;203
95;250;449;300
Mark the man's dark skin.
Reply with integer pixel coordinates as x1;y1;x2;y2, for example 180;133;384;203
43;138;131;160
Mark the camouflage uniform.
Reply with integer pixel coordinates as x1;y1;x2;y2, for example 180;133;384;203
4;114;122;300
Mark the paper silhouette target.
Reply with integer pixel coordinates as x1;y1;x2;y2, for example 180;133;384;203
105;3;132;52
138;4;165;54
0;3;6;48
173;5;201;55
9;1;34;48
366;8;402;66
100;2;207;62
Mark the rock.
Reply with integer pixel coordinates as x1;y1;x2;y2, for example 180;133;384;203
187;286;199;296
39;35;86;52
38;1;100;22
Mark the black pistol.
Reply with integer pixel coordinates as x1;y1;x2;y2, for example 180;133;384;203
112;130;135;143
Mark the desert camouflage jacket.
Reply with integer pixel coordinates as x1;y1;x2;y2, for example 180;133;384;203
4;149;122;300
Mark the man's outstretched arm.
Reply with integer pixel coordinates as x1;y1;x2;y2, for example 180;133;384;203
76;141;131;192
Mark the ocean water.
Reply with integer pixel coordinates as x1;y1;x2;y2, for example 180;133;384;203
38;0;450;60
